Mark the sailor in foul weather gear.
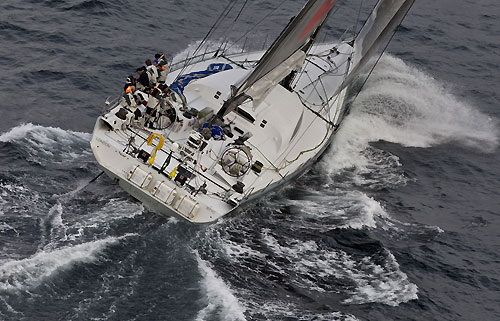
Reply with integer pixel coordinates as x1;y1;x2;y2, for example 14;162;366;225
154;53;168;83
136;66;150;90
121;84;148;123
145;59;159;86
145;86;163;128
101;85;137;130
133;90;149;120
122;85;138;109
123;75;136;91
155;53;168;65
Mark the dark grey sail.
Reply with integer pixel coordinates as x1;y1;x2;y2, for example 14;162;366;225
333;0;415;96
217;0;338;117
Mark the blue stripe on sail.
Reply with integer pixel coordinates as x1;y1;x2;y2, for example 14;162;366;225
170;63;233;95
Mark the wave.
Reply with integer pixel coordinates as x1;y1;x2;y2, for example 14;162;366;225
0;123;90;144
62;0;108;12
248;302;360;321
194;250;246;321
0;123;91;165
281;190;387;230
342;251;419;306
0;235;134;293
261;230;418;306
194;217;418;320
325;54;498;175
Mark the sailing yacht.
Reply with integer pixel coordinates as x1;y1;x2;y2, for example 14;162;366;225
90;0;415;223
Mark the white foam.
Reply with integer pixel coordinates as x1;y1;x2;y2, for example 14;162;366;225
0;123;90;143
64;199;144;241
261;230;418;307
250;301;360;321
286;190;388;229
0;296;22;317
0;183;32;210
339;192;388;229
194;251;246;321
325;54;498;174
221;239;266;261
0;123;92;165
167;216;179;224
343;251;418;306
0;235;134;292
38;202;67;251
0;223;19;236
74;198;144;224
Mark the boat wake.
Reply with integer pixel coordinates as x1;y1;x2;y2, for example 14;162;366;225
192;209;418;320
187;53;497;318
0;124;153;319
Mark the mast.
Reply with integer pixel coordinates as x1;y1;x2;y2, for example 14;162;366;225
216;0;339;118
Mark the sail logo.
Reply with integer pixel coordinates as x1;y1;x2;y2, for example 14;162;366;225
297;0;337;42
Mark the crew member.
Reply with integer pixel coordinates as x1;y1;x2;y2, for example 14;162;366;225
145;59;159;86
123;75;136;91
122;85;137;109
135;66;150;90
154;53;168;83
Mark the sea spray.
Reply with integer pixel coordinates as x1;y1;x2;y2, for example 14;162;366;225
324;54;499;176
194;250;246;321
0;234;136;293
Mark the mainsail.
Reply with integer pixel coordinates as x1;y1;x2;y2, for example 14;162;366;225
217;0;338;117
333;0;415;96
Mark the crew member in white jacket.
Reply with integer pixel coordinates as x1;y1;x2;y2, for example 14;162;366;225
145;59;159;86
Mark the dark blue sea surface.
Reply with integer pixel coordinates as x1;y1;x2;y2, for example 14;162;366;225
1;0;499;320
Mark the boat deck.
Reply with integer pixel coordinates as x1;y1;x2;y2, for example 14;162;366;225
90;43;353;222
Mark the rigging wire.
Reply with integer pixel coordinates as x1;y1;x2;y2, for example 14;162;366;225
272;92;343;172
173;0;236;82
223;0;288;53
345;8;414;106
353;0;365;38
292;3;343;89
354;0;381;39
217;0;250;56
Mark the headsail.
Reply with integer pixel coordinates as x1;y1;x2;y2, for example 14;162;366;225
333;0;415;96
217;0;338;117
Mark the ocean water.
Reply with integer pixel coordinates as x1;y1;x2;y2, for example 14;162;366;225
1;0;499;320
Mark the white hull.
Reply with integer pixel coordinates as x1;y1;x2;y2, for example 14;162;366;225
91;43;352;223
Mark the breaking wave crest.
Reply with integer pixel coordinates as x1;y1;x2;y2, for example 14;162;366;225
261;229;418;306
325;54;499;175
195;250;246;321
0;123;90;144
0;123;91;165
0;235;133;293
284;190;389;230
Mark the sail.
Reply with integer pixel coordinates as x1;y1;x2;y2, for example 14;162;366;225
333;0;415;96
218;0;338;117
